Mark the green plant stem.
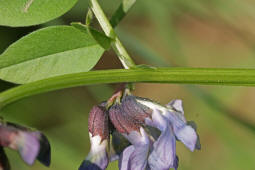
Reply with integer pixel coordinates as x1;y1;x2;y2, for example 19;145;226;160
89;0;135;69
1;67;255;109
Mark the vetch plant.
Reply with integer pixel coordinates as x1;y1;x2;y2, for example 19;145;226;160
0;0;254;170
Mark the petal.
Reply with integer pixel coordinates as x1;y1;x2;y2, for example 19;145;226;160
144;109;176;170
0;122;51;166
144;109;168;132
79;133;108;170
136;98;200;151
148;124;176;170
109;103;140;134
37;133;51;166
118;145;135;170
174;156;179;170
187;121;201;150
167;100;184;114
121;95;152;123
175;125;197;151
166;100;199;151
0;147;10;170
165;100;187;128
109;94;152;135
122;128;150;170
80;103;110;169
108;95;153;170
17;131;40;165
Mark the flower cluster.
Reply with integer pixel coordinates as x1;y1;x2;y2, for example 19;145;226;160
0;119;51;170
79;91;200;170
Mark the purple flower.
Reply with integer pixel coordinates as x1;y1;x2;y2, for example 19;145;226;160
0;119;51;170
80;91;200;170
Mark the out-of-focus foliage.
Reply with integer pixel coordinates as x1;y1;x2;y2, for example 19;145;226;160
1;0;255;169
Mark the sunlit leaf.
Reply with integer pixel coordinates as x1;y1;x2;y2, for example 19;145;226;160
0;26;105;84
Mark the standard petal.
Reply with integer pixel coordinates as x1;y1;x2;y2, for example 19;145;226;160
109;94;152;135
109;103;140;134
121;95;152;124
0;147;10;170
88;103;109;141
79;133;108;170
122;128;150;170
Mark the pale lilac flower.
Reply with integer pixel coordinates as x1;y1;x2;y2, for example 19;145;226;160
79;92;200;170
0;120;51;170
79;103;109;170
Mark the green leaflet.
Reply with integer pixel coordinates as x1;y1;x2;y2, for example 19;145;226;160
0;26;105;84
0;0;78;27
71;22;112;50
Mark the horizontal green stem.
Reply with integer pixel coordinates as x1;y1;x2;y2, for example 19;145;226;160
1;67;255;109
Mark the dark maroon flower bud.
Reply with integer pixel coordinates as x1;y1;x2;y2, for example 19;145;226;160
88;103;109;141
109;95;152;134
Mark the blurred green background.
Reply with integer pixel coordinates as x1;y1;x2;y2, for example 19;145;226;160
1;0;255;169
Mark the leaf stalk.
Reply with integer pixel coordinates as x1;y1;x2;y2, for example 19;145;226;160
89;0;135;69
1;67;255;109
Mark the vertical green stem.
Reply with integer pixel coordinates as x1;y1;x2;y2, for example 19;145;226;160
89;0;135;69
